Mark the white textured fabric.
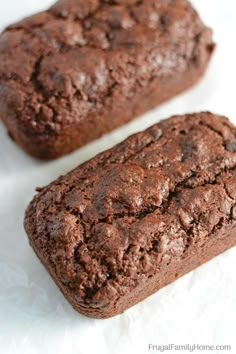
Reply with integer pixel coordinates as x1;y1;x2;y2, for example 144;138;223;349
0;1;235;353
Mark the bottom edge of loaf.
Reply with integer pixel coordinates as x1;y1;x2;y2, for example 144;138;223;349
28;223;236;319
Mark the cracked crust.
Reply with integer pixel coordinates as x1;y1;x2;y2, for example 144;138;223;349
0;0;214;159
24;112;236;318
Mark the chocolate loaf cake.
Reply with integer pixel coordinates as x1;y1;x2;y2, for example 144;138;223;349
0;0;214;159
24;112;236;318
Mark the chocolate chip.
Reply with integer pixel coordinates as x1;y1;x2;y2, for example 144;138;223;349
224;140;236;153
149;128;162;140
181;138;195;161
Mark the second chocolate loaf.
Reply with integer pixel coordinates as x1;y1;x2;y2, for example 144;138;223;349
24;112;236;318
0;0;214;159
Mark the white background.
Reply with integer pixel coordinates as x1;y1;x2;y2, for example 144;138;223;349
0;1;236;353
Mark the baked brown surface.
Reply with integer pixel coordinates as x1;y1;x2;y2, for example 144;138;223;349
24;112;236;318
0;0;214;159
